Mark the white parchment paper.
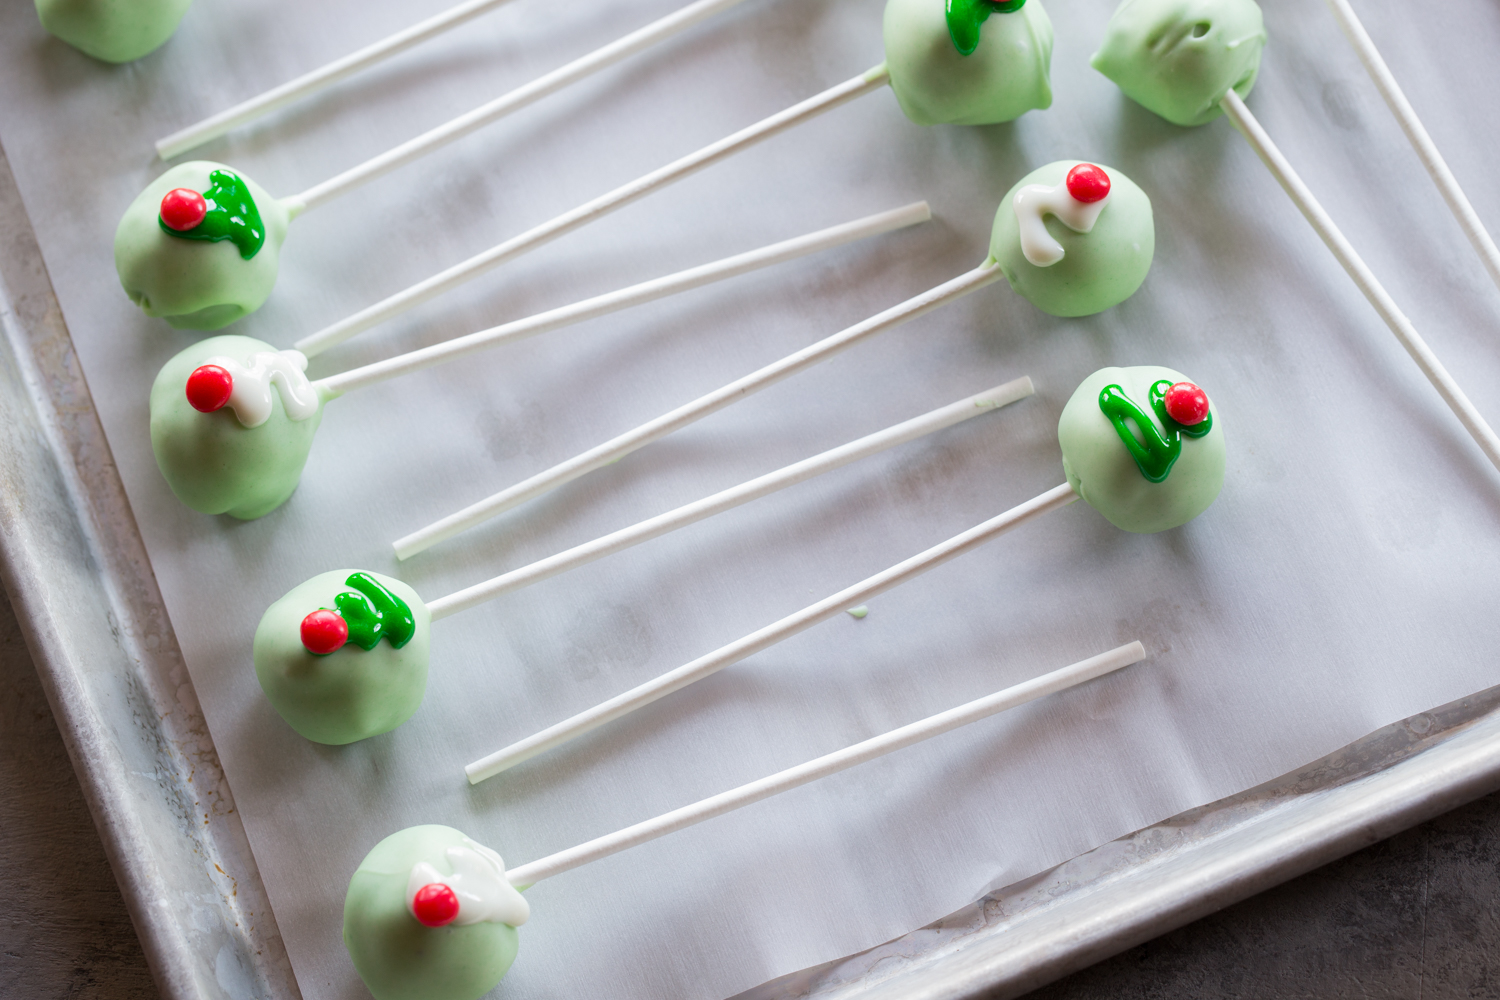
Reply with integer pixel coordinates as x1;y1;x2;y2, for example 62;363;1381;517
4;0;1500;997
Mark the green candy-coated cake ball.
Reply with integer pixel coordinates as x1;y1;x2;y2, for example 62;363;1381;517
115;161;293;330
150;335;325;519
883;0;1053;126
35;0;192;63
1059;365;1225;533
345;826;521;1000
1091;0;1266;127
255;570;430;745
989;160;1154;317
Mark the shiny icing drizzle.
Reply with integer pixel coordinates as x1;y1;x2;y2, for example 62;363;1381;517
405;838;530;929
945;0;1027;56
330;573;416;652
193;349;319;428
1012;164;1113;267
157;169;266;260
1098;380;1213;483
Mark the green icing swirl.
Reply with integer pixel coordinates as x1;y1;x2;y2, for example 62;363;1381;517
255;570;431;745
116;161;293;330
327;572;417;652
159;169;266;260
1098;380;1213;483
945;0;1027;56
1059;366;1225;534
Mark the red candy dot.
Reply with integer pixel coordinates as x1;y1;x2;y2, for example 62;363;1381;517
185;364;234;413
300;610;349;655
412;883;460;928
1065;163;1112;204
1163;381;1210;426
159;188;208;231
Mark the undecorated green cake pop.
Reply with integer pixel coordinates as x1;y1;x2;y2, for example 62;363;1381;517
883;0;1054;126
149;334;326;518
989;160;1155;317
36;0;192;63
344;825;527;1000
116;161;295;330
254;570;431;745
1059;365;1225;533
1090;0;1266;127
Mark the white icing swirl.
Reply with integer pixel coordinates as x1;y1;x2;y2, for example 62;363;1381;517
405;838;530;928
1012;181;1113;267
201;349;319;427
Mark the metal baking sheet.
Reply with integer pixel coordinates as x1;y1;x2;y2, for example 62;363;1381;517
2;0;1500;995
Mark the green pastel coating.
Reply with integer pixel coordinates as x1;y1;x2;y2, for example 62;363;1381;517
1098;380;1213;482
159;169;266;260
1090;0;1266;127
332;573;418;652
35;0;192;63
989;160;1154;317
345;826;520;1000
116;161;292;330
884;0;1053;126
255;570;430;745
149;335;325;519
1059;366;1225;533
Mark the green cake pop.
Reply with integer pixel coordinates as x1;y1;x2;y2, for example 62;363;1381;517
345;826;525;1000
36;0;192;63
1060;365;1224;533
989;160;1155;317
150;334;325;518
255;570;431;745
116;162;295;330
884;0;1053;126
1090;0;1266;127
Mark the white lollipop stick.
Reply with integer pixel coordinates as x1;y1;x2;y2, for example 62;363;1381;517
502;640;1146;885
423;376;1034;609
398;261;1004;556
156;0;751;160
1321;0;1500;296
303;201;928;361
294;64;892;344
1220;91;1500;473
466;482;1077;783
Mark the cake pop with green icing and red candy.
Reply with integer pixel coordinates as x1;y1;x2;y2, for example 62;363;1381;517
117;163;295;330
114;0;1057;339
36;0;193;64
255;570;431;745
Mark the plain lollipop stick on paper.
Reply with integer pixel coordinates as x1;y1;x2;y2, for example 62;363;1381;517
463;364;1227;783
1320;0;1500;297
155;0;524;158
116;0;1060;332
422;375;1035;606
250;378;1034;746
155;0;753;159
397;157;1157;556
149;204;928;520
1091;0;1500;475
342;640;1147;1000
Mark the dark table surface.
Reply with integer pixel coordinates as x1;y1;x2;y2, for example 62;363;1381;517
3;579;1496;1000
